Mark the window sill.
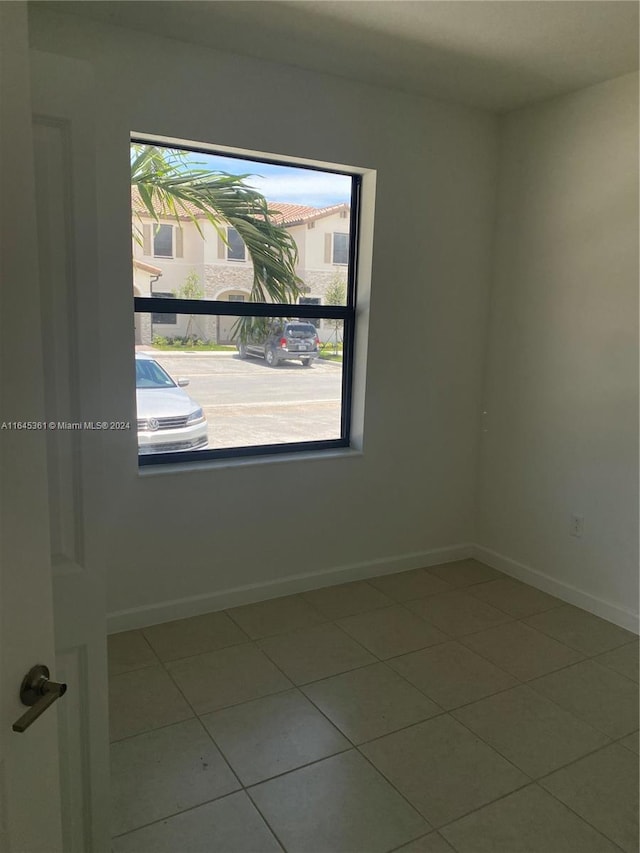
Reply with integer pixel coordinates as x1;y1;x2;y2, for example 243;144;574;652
138;445;363;477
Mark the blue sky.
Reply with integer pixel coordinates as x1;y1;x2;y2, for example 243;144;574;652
186;151;352;208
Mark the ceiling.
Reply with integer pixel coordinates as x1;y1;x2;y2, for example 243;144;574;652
38;1;639;112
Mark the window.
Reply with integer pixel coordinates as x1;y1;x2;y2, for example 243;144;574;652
151;292;176;325
227;227;246;261
153;224;173;258
132;137;360;465
332;233;349;265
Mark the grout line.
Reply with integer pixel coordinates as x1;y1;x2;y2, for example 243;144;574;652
110;790;253;841
108;575;638;850
108;661;160;678
242;744;355;790
450;710;617;783
355;732;532;836
536;739;637;785
109;714;196;746
136;628;165;662
530;781;630;853
242;786;290;853
150;636;254;667
385;831;443;853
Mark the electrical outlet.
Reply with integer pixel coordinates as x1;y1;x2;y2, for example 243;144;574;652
570;514;584;538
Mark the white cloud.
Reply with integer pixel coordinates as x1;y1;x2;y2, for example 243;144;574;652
246;173;351;207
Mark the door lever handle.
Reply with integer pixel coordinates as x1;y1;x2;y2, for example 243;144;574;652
12;664;67;733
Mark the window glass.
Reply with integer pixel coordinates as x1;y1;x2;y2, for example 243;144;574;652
153;224;173;257
333;233;349;264
227;227;246;261
131;138;358;463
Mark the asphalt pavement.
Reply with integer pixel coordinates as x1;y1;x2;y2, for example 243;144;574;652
143;349;343;449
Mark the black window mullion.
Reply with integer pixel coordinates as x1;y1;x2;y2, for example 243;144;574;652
346;176;361;309
134;297;350;321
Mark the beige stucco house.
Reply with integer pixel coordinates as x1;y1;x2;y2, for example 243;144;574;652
132;192;350;344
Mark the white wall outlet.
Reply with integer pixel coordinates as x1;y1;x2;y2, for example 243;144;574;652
570;514;584;537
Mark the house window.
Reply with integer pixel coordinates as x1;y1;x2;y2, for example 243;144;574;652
132;137;361;465
153;224;173;258
227;227;246;261
332;233;349;265
151;292;176;325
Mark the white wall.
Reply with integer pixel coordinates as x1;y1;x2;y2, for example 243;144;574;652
477;73;639;630
28;9;497;627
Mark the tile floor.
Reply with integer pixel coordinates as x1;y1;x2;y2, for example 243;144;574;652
108;559;640;853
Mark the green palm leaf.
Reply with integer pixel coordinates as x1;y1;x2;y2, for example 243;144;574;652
131;144;302;314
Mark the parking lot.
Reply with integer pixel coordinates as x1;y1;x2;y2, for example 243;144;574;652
144;350;343;448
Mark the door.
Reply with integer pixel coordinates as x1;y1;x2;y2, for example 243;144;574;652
0;7;109;852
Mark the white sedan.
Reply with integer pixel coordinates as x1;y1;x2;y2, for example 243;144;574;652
136;353;208;454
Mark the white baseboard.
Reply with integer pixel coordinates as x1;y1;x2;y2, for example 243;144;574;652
473;545;639;634
107;543;473;634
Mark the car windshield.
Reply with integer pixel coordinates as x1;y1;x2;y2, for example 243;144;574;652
136;359;176;389
286;324;316;337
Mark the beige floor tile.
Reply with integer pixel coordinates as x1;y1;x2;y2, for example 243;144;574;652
427;559;504;588
112;791;283;852
524;605;637;656
337;605;447;659
388;641;517;710
110;718;239;836
468;577;563;617
441;784;620;853
361;715;528;827
540;744;639;853
200;689;349;785
461;621;583;681
394;832;456;852
257;623;375;685
452;684;609;778
167;644;292;714
406;592;512;637
226;594;326;639
301;580;393;619
595;640;639;682
301;663;442;743
368;569;454;602
142;611;248;661
109;665;193;742
618;731;639;754
248;750;430;853
108;630;158;676
530;659;639;738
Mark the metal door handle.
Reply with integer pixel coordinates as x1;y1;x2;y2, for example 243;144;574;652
12;664;67;733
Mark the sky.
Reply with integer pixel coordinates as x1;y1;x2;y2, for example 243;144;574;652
184;151;353;208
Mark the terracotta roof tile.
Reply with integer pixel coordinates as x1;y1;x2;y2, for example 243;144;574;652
131;188;349;226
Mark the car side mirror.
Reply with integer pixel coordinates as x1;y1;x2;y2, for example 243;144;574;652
177;378;190;387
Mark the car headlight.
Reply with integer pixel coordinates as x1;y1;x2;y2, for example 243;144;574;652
186;408;205;425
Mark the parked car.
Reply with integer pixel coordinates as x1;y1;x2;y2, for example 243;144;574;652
136;353;208;454
237;321;320;367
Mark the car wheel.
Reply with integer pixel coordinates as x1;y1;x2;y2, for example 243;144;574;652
301;358;312;367
265;348;277;367
238;343;247;359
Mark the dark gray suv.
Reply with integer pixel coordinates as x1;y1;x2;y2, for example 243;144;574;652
238;321;320;367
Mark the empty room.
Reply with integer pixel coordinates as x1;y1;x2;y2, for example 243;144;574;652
1;2;638;852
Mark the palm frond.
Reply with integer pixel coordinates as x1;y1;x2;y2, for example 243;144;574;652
131;144;302;309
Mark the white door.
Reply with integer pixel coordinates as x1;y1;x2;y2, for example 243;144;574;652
0;7;109;852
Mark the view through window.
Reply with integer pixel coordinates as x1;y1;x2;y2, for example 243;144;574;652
132;139;359;463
